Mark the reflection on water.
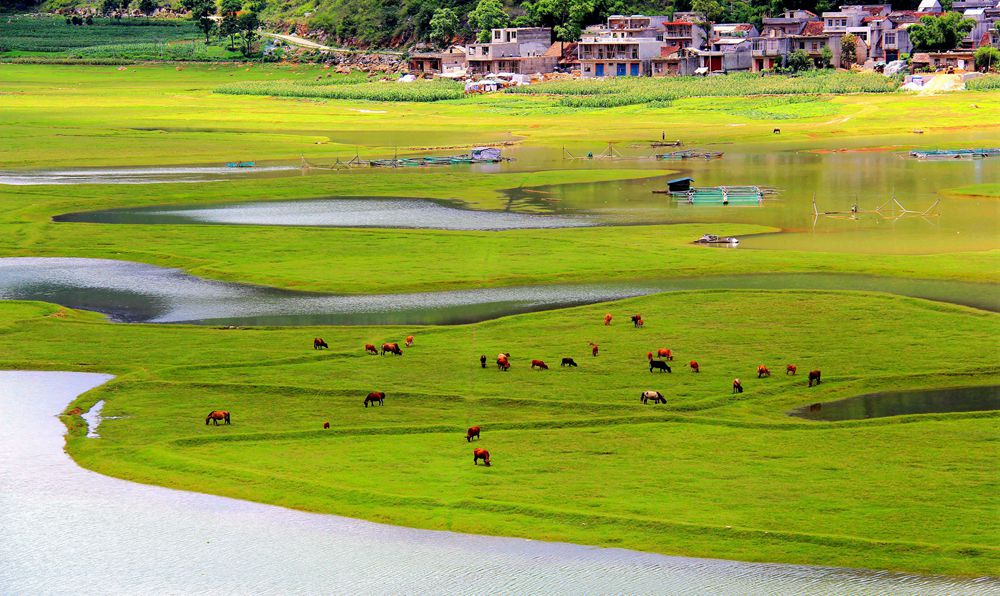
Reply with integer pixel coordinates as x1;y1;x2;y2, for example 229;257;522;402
55;197;594;230
791;386;1000;421
3;370;996;595
0;166;301;185
0;258;996;326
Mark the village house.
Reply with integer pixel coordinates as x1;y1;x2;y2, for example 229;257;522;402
577;15;675;77
465;28;557;75
408;46;467;75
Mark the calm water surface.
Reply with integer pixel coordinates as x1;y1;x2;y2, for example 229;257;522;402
791;385;1000;421
2;370;996;595
0;258;996;326
0;165;300;185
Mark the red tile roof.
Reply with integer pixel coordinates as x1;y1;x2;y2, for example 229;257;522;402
659;44;682;57
801;21;826;35
663;21;693;26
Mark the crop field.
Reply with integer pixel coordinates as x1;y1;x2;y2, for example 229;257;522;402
0;63;998;577
0;14;200;53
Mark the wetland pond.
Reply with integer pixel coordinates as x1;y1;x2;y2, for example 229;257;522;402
3;370;997;595
791;385;1000;421
0;258;995;326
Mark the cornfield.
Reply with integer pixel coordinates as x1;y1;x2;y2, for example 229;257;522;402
215;79;465;102
966;75;1000;91
507;71;900;107
69;42;229;61
0;14;199;53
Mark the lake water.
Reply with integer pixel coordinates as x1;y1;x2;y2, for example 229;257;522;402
0;165;300;185
790;385;1000;421
3;370;996;595
0;258;995;326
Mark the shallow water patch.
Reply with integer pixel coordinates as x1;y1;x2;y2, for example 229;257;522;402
790;385;1000;421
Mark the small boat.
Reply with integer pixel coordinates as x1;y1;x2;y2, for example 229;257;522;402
225;161;255;168
694;234;739;246
651;140;683;148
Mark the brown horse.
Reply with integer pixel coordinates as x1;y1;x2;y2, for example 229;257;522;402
364;343;379;355
364;391;385;407
323;421;330;429
381;342;402;356
808;370;822;387
466;426;481;442
530;359;548;370
657;348;672;360
473;448;491;466
313;337;328;350
604;313;612;326
689;360;699;373
786;364;797;375
205;410;230;425
405;335;414;347
732;378;743;394
757;365;771;378
641;390;665;404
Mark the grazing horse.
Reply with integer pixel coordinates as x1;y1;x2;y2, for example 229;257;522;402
364;343;379;355
650;360;671;373
381;342;402;356
531;359;548;370
641;390;665;404
480;355;487;368
786;364;797;375
689;360;699;373
561;357;578;367
405;335;414;347
473;448;491;466
205;410;230;425
323;421;330;429
631;314;644;328
657;348;672;361
466;426;481;442
604;313;612;326
314;337;328;350
364;391;385;407
808;369;822;387
732;378;743;394
757;365;771;378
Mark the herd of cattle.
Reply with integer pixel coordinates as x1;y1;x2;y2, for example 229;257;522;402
207;313;824;468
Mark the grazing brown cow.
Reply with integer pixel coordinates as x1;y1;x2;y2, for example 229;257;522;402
650;360;671;373
497;355;510;371
323;421;330;429
405;335;414;347
808;370;822;387
473;448;491;466
205;410;230;425
381;342;402;356
732;378;743;394
561;357;578;367
531;359;548;370
604;313;612;326
631;314;644;328
689;360;699;373
480;355;487;368
591;344;599;357
786;364;797;375
466;426;481;442
314;337;328;350
641;390;665;404
757;365;771;378
364;391;385;407
364;343;379;355
647;351;654;361
657;348;672;360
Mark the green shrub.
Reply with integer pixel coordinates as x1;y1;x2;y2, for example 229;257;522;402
215;79;465;102
966;75;1000;91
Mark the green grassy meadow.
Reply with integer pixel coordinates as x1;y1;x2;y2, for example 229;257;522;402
0;63;998;576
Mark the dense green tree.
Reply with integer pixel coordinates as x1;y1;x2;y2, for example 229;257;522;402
135;0;158;14
429;7;460;45
220;12;240;48
219;0;242;15
974;46;1000;72
786;49;813;71
100;0;122;15
690;0;724;23
468;0;508;42
840;32;857;67
819;45;833;68
237;10;260;55
908;12;976;51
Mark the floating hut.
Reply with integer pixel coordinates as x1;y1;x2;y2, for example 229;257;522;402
225;161;255;168
666;177;694;193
